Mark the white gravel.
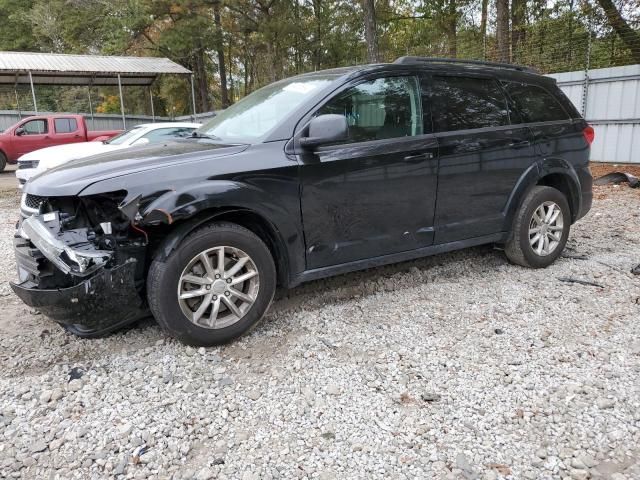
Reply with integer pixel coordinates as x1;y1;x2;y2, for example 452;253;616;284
0;186;639;480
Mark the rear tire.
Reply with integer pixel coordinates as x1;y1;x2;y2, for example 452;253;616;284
147;222;276;346
0;152;6;172
505;186;570;268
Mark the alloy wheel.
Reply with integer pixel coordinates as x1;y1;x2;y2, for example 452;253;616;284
177;246;260;329
528;201;564;256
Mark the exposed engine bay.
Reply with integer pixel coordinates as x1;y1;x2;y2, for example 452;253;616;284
11;192;150;334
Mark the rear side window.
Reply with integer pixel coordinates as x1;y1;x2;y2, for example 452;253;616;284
502;82;570;123
318;75;423;143
430;76;509;132
54;118;78;133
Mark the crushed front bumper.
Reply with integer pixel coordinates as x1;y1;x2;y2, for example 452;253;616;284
12;212;148;334
10;260;147;333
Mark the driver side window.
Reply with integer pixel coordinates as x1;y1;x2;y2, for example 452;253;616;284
21;119;48;135
317;76;423;144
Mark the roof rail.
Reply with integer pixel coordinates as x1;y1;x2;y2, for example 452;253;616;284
393;56;538;74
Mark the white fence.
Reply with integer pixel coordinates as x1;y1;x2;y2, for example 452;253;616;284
548;64;640;164
0;110;217;132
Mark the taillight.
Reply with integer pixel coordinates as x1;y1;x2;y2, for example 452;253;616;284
583;125;595;146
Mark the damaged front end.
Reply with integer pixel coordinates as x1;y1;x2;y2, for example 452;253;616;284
11;191;149;334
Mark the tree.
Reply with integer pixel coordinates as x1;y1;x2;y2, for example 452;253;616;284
480;0;489;58
496;0;510;62
213;1;229;108
362;0;380;62
595;0;640;63
511;0;526;61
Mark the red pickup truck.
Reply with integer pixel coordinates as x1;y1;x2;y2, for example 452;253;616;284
0;114;121;171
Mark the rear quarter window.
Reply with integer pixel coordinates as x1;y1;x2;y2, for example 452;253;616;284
502;82;570;123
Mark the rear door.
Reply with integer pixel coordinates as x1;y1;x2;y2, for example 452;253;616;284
299;73;439;269
428;73;539;244
52;117;82;146
14;117;51;157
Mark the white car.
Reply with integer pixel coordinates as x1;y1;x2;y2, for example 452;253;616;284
16;122;200;188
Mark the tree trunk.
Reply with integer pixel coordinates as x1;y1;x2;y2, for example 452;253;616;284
445;0;457;58
595;0;640;63
243;31;250;97
213;2;229;108
228;41;234;104
361;0;380;63
496;0;510;62
511;0;526;62
193;47;210;112
480;0;488;59
312;0;322;70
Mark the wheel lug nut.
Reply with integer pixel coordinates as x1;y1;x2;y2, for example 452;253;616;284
213;295;217;300
206;285;211;290
226;278;232;283
225;291;230;296
215;274;221;279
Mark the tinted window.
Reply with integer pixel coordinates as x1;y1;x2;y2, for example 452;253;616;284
142;127;196;142
54;118;78;133
503;82;570;123
21;119;48;135
318;76;423;143
431;76;509;132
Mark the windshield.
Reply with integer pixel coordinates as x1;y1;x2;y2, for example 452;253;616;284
197;74;338;143
105;126;144;145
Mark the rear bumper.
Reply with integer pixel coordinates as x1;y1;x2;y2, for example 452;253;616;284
10;261;147;332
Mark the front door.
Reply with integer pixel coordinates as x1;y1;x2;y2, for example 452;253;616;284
15;117;51;157
299;74;439;270
428;74;539;244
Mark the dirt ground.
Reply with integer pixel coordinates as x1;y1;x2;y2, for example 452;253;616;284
590;162;640;179
0;164;18;192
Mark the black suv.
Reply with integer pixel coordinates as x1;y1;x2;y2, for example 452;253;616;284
11;57;593;346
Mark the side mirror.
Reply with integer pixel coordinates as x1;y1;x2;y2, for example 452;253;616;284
132;137;150;146
15;127;25;136
299;114;348;149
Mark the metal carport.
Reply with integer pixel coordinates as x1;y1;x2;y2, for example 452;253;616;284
0;51;195;129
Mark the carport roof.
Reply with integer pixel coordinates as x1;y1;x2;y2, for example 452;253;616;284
0;51;192;86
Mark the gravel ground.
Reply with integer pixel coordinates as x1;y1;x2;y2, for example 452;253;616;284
0;185;639;480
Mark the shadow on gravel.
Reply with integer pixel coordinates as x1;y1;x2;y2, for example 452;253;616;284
270;244;502;316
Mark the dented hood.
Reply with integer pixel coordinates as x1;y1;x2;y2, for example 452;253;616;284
24;139;249;197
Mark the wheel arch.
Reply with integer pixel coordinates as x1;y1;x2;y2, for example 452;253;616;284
150;207;291;288
503;158;582;229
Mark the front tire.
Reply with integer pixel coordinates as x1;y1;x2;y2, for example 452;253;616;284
0;152;6;172
147;222;276;346
505;186;570;268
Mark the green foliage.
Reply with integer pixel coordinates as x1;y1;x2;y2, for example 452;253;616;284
0;0;638;113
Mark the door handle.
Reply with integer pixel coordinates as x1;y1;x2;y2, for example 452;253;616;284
403;152;434;162
509;140;530;149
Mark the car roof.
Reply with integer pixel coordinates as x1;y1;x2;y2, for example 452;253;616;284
294;58;552;87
